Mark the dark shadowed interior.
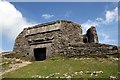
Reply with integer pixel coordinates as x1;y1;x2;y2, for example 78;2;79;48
34;48;46;61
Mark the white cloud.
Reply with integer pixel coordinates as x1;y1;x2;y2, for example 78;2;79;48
81;20;100;34
0;1;36;40
105;7;118;23
100;32;110;43
0;48;2;53
81;7;118;34
81;18;104;34
99;32;117;45
0;1;37;52
41;14;54;19
0;47;4;53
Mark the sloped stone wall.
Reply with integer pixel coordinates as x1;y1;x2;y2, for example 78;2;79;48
13;29;29;54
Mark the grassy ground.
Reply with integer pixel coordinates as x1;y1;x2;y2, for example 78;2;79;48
2;56;119;78
1;57;15;71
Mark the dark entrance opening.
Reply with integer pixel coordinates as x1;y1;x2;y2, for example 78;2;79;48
34;48;46;61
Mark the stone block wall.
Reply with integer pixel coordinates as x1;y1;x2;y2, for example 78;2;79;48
57;43;118;57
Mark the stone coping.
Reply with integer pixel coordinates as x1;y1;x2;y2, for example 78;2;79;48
26;20;81;30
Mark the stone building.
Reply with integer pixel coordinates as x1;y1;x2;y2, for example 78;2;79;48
13;20;118;61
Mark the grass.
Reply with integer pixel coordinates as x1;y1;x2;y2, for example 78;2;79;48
1;57;14;71
1;57;23;72
2;56;119;78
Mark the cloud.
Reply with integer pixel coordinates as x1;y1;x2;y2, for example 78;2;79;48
0;1;36;40
105;7;118;23
41;14;54;19
100;32;110;43
81;7;118;33
0;48;2;53
81;18;103;34
81;7;118;45
81;20;100;34
0;47;4;53
99;32;117;45
0;1;37;52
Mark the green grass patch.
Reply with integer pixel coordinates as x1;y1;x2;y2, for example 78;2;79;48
2;56;118;78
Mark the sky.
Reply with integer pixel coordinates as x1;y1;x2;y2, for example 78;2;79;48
0;1;118;52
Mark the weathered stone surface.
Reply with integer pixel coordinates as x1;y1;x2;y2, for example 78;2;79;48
83;34;88;43
86;26;99;43
13;20;118;61
58;43;119;57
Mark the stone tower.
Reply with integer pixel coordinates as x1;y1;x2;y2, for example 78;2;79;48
86;26;99;43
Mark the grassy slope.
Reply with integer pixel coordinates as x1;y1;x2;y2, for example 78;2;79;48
3;57;118;78
1;57;14;72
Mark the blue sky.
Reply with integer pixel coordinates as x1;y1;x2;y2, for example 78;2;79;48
0;1;118;52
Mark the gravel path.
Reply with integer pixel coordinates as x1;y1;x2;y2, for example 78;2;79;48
0;61;32;77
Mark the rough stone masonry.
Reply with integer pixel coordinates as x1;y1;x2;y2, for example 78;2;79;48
13;20;118;61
